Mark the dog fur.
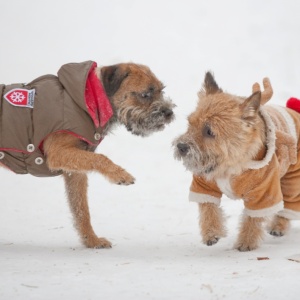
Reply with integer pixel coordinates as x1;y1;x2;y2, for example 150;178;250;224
174;72;300;251
1;62;175;248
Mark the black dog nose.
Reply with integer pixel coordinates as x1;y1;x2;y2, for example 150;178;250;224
161;108;173;118
177;143;189;156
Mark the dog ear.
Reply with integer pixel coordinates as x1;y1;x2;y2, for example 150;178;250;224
240;91;261;122
204;72;222;94
101;65;129;97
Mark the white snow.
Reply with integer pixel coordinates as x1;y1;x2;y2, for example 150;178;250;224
1;1;300;299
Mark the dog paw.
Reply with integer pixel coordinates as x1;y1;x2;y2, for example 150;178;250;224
268;216;289;237
207;238;219;246
84;237;112;249
203;236;220;246
107;167;135;185
117;173;135;185
237;245;258;252
94;238;112;249
235;242;258;252
269;230;284;237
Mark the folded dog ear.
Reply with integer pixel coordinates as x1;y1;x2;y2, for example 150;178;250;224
240;91;261;122
204;72;222;95
101;64;129;97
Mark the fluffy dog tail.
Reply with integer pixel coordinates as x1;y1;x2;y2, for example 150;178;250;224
287;97;300;113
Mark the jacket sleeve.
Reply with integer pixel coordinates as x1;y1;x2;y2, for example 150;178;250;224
189;175;222;206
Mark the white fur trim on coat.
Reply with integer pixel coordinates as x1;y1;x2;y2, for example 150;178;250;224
277;208;300;220
189;191;221;206
246;107;276;170
216;178;238;199
271;105;297;141
243;201;283;218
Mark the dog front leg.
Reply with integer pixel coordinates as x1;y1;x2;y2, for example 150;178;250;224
44;133;135;185
63;172;112;248
235;215;265;251
52;149;135;185
198;203;226;246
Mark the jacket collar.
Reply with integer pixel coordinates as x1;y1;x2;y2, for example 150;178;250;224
246;106;276;170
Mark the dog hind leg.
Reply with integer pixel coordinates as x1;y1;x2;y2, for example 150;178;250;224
269;215;290;236
63;172;112;248
199;203;227;246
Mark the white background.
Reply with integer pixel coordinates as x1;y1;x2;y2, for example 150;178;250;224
0;1;299;299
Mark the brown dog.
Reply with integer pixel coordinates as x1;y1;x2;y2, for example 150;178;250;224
173;72;300;251
0;61;175;248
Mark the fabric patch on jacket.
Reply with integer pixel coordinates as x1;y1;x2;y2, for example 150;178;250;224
4;88;35;108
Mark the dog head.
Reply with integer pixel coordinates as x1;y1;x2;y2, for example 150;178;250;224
173;72;265;179
101;63;175;137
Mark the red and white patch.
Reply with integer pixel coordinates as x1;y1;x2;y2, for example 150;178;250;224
4;88;35;108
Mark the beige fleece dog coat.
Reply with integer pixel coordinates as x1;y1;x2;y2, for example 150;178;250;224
190;105;300;220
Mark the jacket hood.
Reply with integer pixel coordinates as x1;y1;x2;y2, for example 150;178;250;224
58;61;93;113
57;61;113;128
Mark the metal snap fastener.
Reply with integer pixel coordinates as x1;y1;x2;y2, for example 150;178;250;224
94;133;101;140
0;152;5;159
27;144;35;152
35;157;44;165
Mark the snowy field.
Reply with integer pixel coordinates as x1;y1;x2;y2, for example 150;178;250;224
1;0;300;299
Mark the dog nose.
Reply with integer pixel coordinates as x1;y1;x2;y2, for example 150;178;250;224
161;108;173;118
177;143;189;156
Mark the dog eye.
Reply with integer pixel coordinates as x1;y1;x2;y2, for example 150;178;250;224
141;86;155;99
203;124;215;138
141;92;151;98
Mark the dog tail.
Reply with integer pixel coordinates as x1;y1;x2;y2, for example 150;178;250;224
287;97;300;113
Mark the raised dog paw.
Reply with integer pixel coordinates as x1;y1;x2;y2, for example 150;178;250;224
117;176;135;185
107;167;135;185
116;171;135;185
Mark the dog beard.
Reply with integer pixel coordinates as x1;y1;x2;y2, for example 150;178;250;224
119;98;175;137
173;136;218;178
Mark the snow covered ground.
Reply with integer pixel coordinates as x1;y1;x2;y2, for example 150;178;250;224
1;0;300;299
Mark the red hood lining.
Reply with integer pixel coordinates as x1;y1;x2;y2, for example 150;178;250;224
85;62;113;128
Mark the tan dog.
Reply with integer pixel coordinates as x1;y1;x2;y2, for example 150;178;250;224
0;61;175;248
173;72;300;251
